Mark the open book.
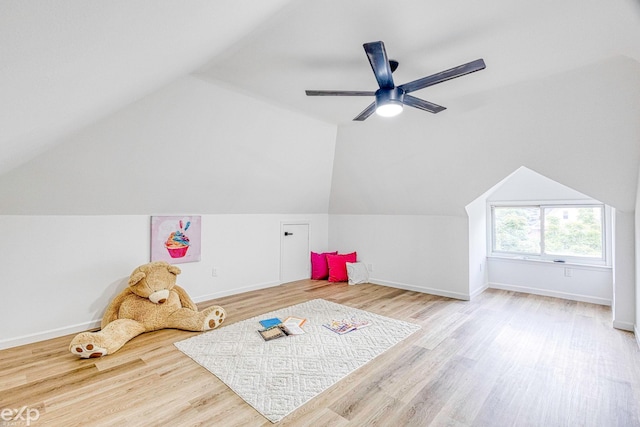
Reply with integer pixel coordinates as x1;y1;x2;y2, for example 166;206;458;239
281;316;307;335
323;318;371;335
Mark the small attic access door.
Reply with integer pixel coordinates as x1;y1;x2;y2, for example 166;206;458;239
280;222;310;283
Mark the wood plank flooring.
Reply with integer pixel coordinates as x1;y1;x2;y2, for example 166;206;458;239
1;281;640;426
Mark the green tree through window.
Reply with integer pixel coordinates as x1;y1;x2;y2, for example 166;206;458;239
493;207;539;254
544;207;602;258
492;204;604;261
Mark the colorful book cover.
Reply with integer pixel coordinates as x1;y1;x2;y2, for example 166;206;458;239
323;318;371;335
259;318;282;328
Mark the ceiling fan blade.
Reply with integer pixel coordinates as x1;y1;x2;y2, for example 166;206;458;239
305;90;375;96
399;58;486;93
403;95;446;113
363;41;395;90
353;102;377;121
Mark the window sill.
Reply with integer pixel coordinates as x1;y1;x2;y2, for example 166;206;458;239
487;255;612;271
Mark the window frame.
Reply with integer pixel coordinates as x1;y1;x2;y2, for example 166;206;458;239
489;201;608;266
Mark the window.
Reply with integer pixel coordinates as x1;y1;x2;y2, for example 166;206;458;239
491;204;605;264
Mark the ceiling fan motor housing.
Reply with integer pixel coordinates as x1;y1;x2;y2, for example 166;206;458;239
375;87;405;116
376;87;405;105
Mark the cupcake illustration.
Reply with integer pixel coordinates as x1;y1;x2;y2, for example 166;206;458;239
165;220;190;258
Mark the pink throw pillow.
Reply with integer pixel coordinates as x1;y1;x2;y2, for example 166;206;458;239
327;252;357;282
310;251;338;280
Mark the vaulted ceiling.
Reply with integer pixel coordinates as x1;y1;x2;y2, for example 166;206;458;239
0;0;291;174
196;0;640;125
2;1;640;215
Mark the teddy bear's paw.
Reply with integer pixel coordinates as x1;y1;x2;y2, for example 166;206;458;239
70;342;108;359
204;306;226;330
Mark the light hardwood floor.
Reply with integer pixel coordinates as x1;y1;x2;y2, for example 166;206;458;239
2;281;640;426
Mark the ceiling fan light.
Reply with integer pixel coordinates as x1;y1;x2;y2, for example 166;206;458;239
376;101;403;117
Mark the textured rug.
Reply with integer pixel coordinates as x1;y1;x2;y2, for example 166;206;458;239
174;298;421;423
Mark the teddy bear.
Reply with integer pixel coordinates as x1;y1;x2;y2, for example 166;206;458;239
70;261;226;358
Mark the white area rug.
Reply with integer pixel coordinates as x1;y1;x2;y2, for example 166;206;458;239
174;298;421;423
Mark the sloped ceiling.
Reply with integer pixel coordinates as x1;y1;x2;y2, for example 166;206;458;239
328;56;640;215
0;0;291;174
2;1;640;215
196;0;640;124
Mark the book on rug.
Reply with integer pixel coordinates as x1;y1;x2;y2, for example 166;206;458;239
257;325;288;341
323;318;371;335
259;317;282;328
281;317;306;335
283;316;306;327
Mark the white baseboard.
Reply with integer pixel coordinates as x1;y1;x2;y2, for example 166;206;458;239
470;283;489;299
612;320;635;332
0;280;282;351
3;278;622;350
488;282;611;306
369;278;470;301
0;319;102;351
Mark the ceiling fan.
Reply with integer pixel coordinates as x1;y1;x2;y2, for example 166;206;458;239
305;41;486;121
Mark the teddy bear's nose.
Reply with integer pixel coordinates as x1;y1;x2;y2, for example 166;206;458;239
149;289;170;304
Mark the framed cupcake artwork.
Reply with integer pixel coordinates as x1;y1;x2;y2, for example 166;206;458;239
150;215;201;264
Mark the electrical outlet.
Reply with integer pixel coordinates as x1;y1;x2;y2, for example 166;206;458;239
564;268;572;277
212;267;218;277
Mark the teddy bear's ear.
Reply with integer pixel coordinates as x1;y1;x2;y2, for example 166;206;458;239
167;265;181;275
128;271;146;286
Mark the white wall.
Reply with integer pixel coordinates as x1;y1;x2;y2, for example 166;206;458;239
466;195;488;297
488;258;612;305
329;214;470;299
613;210;636;331
0;213;328;349
636;167;640;347
486;167;592;202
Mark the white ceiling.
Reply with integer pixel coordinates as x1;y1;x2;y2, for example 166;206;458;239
0;0;290;174
196;0;640;123
2;0;640;175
